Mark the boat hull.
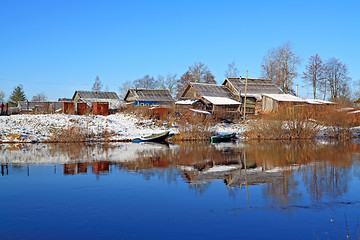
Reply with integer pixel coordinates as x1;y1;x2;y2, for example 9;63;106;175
210;133;236;143
133;131;170;143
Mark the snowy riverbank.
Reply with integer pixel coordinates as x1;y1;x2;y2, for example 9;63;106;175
0;113;245;143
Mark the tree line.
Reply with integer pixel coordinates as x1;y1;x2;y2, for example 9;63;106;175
0;85;48;107
118;62;219;99
1;43;357;106
260;41;355;103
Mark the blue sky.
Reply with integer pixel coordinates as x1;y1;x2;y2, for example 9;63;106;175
1;0;359;100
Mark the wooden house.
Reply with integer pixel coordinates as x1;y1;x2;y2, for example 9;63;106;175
124;89;175;106
222;77;283;114
72;91;125;114
179;82;241;117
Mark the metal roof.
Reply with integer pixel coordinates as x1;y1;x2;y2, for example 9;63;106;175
223;78;283;95
125;89;175;102
74;91;120;100
187;82;235;98
80;98;126;110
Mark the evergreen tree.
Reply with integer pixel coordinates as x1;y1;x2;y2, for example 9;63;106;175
9;85;27;106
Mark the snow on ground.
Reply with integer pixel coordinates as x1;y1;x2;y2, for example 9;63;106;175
212;122;247;137
0;113;173;143
0;113;249;143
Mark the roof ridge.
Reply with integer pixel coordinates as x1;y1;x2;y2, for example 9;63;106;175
190;82;223;86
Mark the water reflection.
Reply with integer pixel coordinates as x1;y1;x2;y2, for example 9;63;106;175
1;141;360;205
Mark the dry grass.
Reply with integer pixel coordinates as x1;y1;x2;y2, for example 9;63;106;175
244;105;358;140
48;126;88;142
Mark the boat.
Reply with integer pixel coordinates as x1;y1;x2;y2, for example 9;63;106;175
133;131;171;143
210;133;236;143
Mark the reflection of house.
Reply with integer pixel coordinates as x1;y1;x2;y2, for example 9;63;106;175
92;161;109;174
124;89;175;106
179;82;241;118
18;101;65;113
63;163;88;175
222;77;283;114
72;91;125;114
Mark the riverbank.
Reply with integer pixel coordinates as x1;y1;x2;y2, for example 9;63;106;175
1;113;359;143
0;113;245;143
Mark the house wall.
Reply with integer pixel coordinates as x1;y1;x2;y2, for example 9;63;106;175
182;87;200;99
125;91;136;102
223;81;239;100
262;96;278;112
73;93;81;103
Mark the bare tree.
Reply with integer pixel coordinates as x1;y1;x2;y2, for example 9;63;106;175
157;73;178;96
119;80;133;99
302;54;325;99
323;58;351;101
133;75;158;89
157;74;165;88
261;41;300;94
176;62;216;98
32;92;48;101
92;76;103;92
165;73;178;97
225;61;239;78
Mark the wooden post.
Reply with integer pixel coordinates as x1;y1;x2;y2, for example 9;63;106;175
243;71;248;121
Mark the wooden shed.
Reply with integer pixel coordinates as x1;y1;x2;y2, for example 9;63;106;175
72;91;125;114
261;94;308;112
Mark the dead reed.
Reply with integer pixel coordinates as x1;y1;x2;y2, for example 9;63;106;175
244;105;358;140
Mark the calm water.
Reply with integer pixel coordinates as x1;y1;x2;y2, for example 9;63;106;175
1;141;360;240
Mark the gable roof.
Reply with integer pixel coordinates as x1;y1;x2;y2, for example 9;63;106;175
222;78;283;96
124;89;175;102
182;82;235;99
73;91;120;100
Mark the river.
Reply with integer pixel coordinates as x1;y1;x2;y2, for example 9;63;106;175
1;141;360;239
